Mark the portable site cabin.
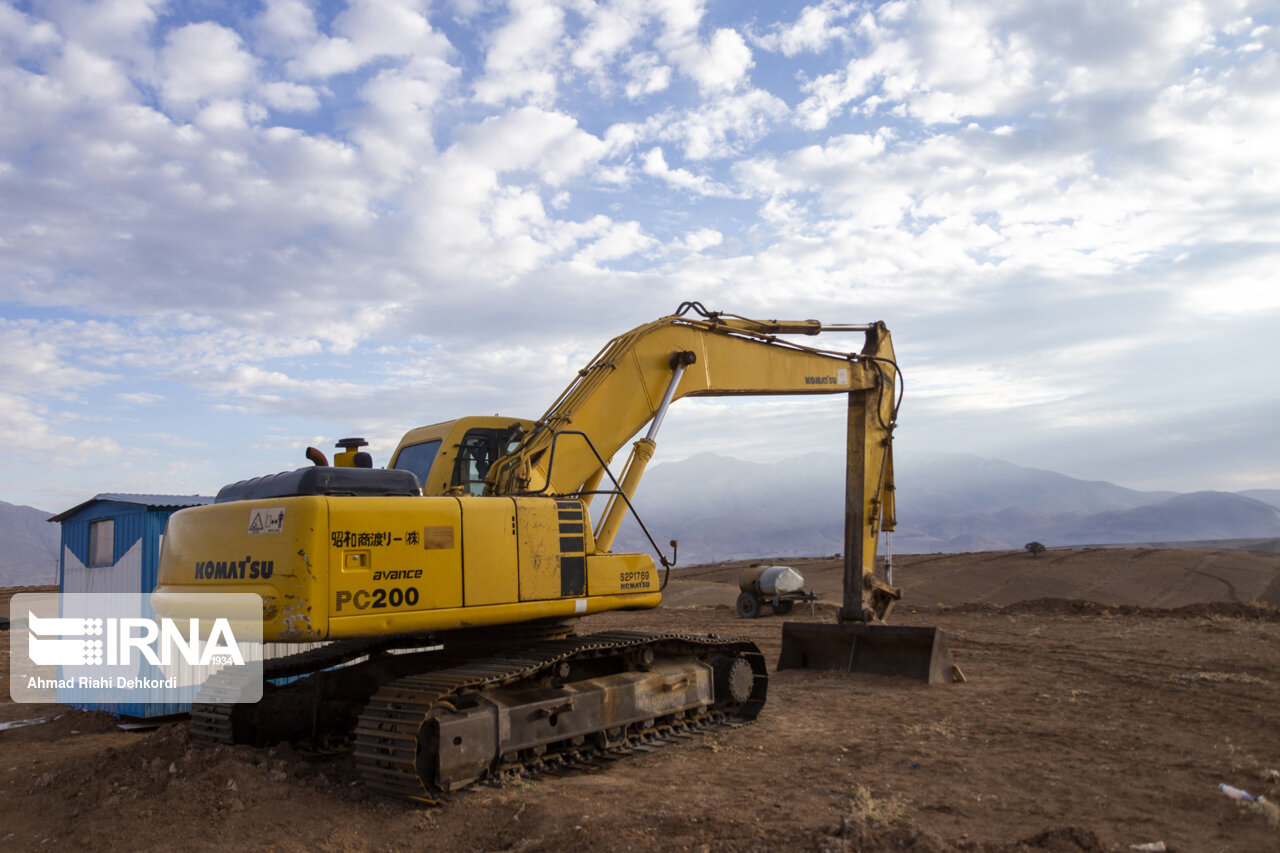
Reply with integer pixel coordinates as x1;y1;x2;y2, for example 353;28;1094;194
49;493;212;717
51;493;212;597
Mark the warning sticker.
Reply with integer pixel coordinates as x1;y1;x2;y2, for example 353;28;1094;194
248;507;285;535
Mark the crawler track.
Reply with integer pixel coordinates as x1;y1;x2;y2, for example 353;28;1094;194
192;630;768;802
353;631;766;801
191;634;431;745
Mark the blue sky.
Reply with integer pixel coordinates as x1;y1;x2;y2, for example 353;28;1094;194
1;0;1277;512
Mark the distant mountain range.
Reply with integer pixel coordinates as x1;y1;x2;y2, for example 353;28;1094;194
0;501;60;588
4;452;1280;586
613;451;1280;564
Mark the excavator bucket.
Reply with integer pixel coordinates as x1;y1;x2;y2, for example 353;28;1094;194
776;362;961;685
777;622;957;684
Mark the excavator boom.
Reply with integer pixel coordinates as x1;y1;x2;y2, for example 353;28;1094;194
489;304;896;502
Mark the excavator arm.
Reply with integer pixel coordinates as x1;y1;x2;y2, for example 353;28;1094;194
484;304;952;681
486;302;902;625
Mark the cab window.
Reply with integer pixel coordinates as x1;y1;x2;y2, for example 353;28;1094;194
451;428;521;496
391;439;441;488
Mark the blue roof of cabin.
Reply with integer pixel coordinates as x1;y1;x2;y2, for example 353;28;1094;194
49;493;213;523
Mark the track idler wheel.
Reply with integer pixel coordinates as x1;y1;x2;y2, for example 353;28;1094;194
712;654;755;706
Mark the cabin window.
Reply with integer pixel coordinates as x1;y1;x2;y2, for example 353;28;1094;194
452;429;522;496
392;439;442;488
89;519;114;567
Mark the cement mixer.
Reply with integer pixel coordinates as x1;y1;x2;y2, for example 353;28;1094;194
736;565;818;618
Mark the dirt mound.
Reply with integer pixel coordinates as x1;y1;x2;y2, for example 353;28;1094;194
1;708;119;742
984;598;1280;620
815;816;1112;852
990;827;1114;853
0;585;57;619
816;818;954;852
1170;601;1280;620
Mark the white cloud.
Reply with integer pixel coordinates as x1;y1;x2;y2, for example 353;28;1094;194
473;0;566;104
641;145;714;193
572;3;641;72
1177;254;1280;317
139;432;206;448
194;99;254;133
910;362;1078;414
283;0;451;79
117;391;163;405
735;130;890;199
0;321;115;396
54;42;135;101
449;106;608;185
0;4;62;56
622;52;672;99
35;0;164;79
259;81;321;112
254;0;321;56
385;108;654;280
658;88;789;160
790;0;1273;131
675;227;723;252
572;219;655;265
666;26;754;94
350;53;460;177
158;22;259;108
754;0;854;57
0;390;125;462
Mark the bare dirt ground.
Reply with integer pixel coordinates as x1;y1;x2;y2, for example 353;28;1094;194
2;549;1279;852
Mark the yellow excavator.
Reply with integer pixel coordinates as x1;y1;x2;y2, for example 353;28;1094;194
154;302;951;801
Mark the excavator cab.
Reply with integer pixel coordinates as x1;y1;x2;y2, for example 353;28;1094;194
389;417;535;497
450;428;522;495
